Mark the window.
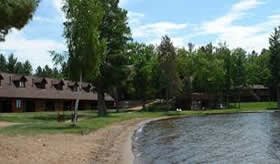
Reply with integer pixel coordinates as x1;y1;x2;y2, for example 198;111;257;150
16;100;22;109
73;86;78;92
36;83;46;89
19;81;25;88
55;84;63;90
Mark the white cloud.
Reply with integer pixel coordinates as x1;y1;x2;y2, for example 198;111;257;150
128;11;145;25
119;0;129;7
0;30;66;69
53;0;65;21
33;16;57;23
201;0;276;52
232;0;263;12
133;22;187;38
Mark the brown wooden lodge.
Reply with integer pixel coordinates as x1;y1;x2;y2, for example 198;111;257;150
0;72;114;113
176;85;271;110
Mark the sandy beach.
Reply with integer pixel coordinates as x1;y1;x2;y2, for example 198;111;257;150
0;119;148;164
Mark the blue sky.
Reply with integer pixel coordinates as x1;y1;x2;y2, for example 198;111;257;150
1;0;280;68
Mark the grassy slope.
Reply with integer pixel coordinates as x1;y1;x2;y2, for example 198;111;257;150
0;102;277;136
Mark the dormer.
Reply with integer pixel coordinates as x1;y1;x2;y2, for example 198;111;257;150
82;83;92;92
52;80;65;90
13;75;27;88
0;74;3;87
68;82;79;92
33;78;48;89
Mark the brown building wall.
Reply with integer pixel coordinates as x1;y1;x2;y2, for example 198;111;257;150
55;101;64;111
35;100;46;112
11;99;24;113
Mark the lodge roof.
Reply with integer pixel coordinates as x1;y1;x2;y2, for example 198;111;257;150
12;75;27;81
33;77;48;84
0;72;114;101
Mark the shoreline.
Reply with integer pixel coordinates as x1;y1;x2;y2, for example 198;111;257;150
120;110;280;164
0;110;278;164
120;117;173;164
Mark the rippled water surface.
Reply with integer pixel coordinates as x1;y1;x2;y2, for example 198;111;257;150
133;112;280;164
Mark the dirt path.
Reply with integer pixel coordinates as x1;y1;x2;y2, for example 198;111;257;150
0;119;147;164
0;122;20;128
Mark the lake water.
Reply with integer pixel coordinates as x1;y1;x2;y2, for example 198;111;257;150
133;112;280;164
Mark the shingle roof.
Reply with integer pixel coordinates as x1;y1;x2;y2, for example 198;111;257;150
12;75;27;82
0;72;114;101
33;77;48;84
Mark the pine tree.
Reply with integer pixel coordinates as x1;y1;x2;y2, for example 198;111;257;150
0;0;39;41
158;36;181;100
269;26;280;108
96;0;131;116
0;54;7;72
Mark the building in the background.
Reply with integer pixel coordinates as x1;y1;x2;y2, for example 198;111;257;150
230;85;271;102
0;72;114;113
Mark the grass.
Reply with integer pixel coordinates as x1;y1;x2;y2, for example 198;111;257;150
0;101;277;136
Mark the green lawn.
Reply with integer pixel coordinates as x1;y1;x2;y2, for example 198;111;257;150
0;102;277;136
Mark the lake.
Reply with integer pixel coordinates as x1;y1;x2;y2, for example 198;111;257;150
133;112;280;164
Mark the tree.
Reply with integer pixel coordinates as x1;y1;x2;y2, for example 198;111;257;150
22;61;32;75
42;65;53;77
232;48;246;86
35;66;43;77
96;0;131;116
63;0;106;124
158;36;181;100
269;26;280;108
6;54;17;73
0;54;7;72
127;42;158;108
0;0;39;41
15;62;24;74
215;44;230;107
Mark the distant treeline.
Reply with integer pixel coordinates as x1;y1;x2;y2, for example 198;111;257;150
0;34;276;103
0;54;64;78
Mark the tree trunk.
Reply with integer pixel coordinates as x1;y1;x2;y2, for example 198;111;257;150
73;73;82;126
113;87;119;113
142;98;146;111
97;80;107;117
277;86;280;109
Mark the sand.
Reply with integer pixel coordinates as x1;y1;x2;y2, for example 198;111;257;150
0;119;149;164
0;122;20;128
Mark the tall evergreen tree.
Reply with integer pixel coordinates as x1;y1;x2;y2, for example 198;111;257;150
158;36;181;100
15;62;24;74
269;26;280;108
0;54;7;72
96;0;131;116
35;66;43;77
6;54;17;73
22;61;33;75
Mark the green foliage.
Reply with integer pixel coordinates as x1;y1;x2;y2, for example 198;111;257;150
35;65;62;78
0;0;39;41
269;26;280;108
95;0;131;116
63;0;106;81
158;36;182;100
269;26;280;86
125;42;158;100
0;54;33;75
0;54;7;72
